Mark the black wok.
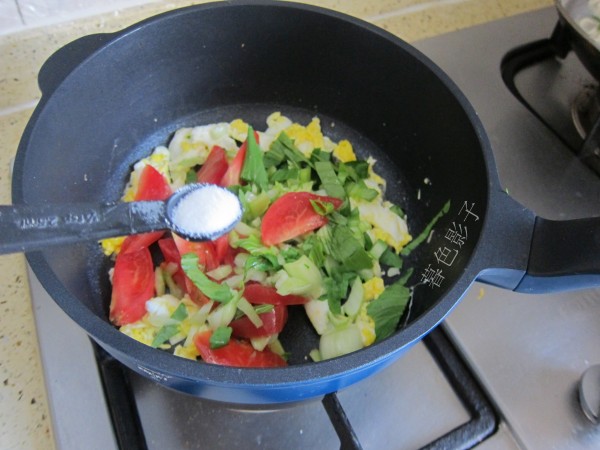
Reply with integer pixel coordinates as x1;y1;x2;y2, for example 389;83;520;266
12;1;600;405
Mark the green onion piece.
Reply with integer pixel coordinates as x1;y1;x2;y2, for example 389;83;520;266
181;253;233;303
401;200;450;256
240;126;268;190
210;326;232;349
151;324;180;348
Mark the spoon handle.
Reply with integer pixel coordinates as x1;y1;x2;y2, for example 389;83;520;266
0;201;167;255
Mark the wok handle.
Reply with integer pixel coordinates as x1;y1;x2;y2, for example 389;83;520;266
514;216;600;293
0;201;166;255
38;33;113;97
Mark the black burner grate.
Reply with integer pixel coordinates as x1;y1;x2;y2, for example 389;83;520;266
94;327;497;450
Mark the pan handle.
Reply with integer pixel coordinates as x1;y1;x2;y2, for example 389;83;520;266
514;216;600;293
38;33;114;97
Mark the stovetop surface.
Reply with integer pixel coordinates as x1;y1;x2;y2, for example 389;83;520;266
30;6;600;450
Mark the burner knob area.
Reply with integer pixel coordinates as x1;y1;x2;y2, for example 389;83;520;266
579;365;600;424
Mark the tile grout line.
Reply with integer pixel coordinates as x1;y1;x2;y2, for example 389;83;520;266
14;0;25;26
366;0;472;22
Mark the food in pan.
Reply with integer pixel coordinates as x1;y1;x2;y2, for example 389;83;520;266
102;112;426;367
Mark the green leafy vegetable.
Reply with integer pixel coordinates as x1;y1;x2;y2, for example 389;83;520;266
314;160;346;199
210;326;233;349
380;247;403;268
266;132;312;169
181;253;233;302
240;126;268;190
367;280;411;342
329;226;372;272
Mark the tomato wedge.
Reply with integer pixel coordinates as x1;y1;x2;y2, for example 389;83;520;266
135;164;172;201
243;283;308;305
109;247;155;326
261;192;343;246
230;304;288;338
197;145;228;185
194;331;287;367
121;164;172;254
158;237;211;305
220;131;259;187
172;234;218;272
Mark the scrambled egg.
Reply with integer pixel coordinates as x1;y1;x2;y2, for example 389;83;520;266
356;303;376;346
357;201;412;252
333;140;356;162
363;277;385;301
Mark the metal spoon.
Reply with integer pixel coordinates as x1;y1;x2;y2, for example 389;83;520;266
0;183;242;255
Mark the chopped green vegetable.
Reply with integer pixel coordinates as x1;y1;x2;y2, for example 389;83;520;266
151;324;180;348
210;326;233;349
170;303;188;322
401;200;451;256
314;160;346;199
266;132;312;169
181;253;233;303
329;226;372;272
367;279;411;342
240;126;268;190
380;247;403;268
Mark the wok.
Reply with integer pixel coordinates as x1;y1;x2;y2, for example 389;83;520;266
556;0;600;80
12;1;600;405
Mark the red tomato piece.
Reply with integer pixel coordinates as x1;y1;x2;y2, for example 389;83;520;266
220;131;259;187
172;233;218;272
135;164;172;201
109;247;155;326
230;304;288;338
194;331;287;368
261;192;343;246
220;142;246;187
120;165;172;253
213;234;231;265
197;145;228;185
120;231;165;254
243;283;309;305
158;237;211;306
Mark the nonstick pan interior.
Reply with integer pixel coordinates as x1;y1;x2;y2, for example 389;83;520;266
13;2;492;402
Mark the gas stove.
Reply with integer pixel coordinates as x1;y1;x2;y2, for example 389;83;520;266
29;7;600;450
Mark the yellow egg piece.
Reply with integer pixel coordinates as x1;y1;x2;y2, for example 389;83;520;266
230;119;249;142
284;117;324;156
356;304;376;346
174;344;199;360
100;236;126;256
363;277;385;301
333;139;356;162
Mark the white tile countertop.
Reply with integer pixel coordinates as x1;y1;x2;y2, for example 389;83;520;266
0;0;553;448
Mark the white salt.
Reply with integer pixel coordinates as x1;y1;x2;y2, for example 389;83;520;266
171;185;241;238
